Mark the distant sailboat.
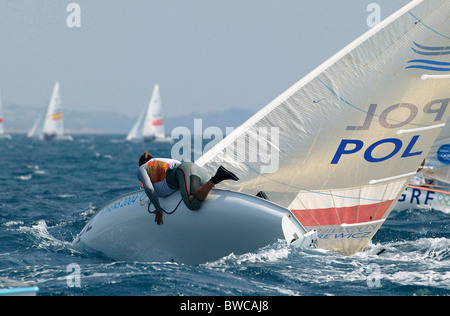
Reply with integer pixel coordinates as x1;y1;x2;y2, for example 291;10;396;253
126;84;171;142
28;82;73;141
395;120;450;212
0;91;12;140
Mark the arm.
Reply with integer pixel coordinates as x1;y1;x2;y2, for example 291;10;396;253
137;165;164;224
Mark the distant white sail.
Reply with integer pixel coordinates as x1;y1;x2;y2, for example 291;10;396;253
126;104;147;141
27;112;44;138
42;82;63;139
28;82;72;141
0;91;12;139
196;0;450;255
126;84;170;142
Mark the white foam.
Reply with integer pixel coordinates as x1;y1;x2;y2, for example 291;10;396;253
15;174;32;181
204;240;290;267
18;220;72;251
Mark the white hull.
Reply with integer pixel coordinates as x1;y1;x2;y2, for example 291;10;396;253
0;278;39;296
73;189;316;264
143;135;173;143
394;185;450;213
0;134;12;140
0;286;39;296
41;134;73;142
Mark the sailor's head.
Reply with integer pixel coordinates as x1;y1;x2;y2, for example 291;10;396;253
139;152;153;166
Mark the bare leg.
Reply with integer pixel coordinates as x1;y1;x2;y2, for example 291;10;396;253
175;164;239;210
193;181;215;201
194;166;240;202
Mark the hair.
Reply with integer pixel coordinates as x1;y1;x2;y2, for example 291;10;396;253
139;152;153;166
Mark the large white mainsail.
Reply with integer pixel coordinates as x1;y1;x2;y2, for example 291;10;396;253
28;82;72;141
126;84;170;142
196;0;450;255
0;90;12;139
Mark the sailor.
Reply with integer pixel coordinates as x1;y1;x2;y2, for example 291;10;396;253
137;152;239;225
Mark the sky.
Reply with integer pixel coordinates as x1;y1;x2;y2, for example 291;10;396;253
0;0;410;121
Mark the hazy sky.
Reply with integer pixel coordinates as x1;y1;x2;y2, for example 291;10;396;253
0;0;409;119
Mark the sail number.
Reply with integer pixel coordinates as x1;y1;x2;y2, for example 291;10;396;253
331;98;449;164
331;135;422;164
346;98;448;131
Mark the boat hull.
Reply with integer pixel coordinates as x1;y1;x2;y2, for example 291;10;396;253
0;278;39;296
73;189;314;264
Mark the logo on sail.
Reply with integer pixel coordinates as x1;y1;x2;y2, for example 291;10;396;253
51;112;63;121
437;144;450;165
152;118;163;126
405;42;450;72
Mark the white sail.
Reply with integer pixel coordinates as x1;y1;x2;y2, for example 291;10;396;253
196;0;450;255
42;82;63;139
0;90;12;139
394;120;449;212
126;84;170;142
28;82;72;141
142;84;166;140
0;91;4;135
420;119;450;184
126;104;147;141
27;112;44;138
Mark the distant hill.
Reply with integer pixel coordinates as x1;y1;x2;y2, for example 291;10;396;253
2;103;255;135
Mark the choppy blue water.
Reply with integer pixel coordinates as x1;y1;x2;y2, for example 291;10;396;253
0;135;449;296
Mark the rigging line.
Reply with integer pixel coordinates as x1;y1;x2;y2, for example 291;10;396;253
147;199;183;215
316;78;428;128
408;12;450;40
407;185;450;195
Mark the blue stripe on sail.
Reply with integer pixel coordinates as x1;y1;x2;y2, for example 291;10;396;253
413;42;450;51
412;47;450;56
407;59;450;66
404;65;450;71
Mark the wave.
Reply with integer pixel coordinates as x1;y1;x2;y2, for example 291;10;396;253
203;240;291;267
203;236;450;293
14;174;32;181
18;220;79;255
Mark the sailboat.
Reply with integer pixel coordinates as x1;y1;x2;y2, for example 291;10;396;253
395;119;450;212
0;91;12;140
74;0;450;264
28;82;73;141
126;84;171;142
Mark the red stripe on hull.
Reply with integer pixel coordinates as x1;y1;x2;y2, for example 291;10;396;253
291;200;392;226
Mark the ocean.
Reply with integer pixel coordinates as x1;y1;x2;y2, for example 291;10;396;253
0;134;449;297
